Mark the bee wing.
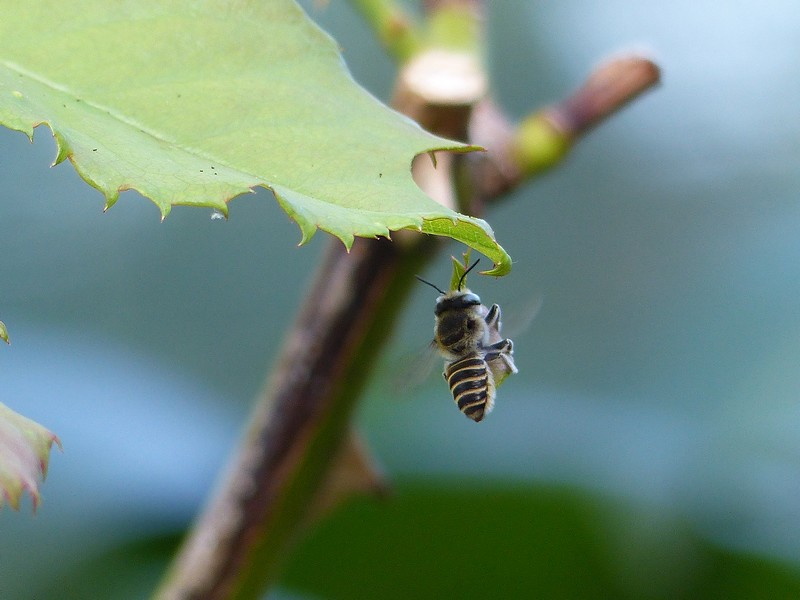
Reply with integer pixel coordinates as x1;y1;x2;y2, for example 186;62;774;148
387;340;442;399
484;295;536;390
495;293;543;340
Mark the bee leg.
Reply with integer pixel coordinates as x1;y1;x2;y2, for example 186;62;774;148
485;339;519;377
484;304;502;328
484;339;518;374
484;338;513;360
496;352;518;374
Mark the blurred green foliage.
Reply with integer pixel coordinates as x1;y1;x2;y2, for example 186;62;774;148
25;484;800;600
282;484;800;600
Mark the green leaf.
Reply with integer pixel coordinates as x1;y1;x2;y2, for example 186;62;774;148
0;0;511;275
0;402;60;511
448;250;472;291
283;484;800;600
0;321;8;344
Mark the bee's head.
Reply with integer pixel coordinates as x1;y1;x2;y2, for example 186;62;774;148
434;290;482;315
415;258;482;309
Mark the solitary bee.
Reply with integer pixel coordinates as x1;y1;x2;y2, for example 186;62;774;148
416;259;518;422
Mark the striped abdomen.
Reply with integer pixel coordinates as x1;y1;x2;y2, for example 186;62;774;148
444;354;496;422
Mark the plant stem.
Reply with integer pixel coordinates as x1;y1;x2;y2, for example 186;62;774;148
348;0;422;61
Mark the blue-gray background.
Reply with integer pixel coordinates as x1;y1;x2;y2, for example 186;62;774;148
2;1;799;598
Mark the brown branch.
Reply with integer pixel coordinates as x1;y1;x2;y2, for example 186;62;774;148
552;55;661;136
468;55;661;200
422;0;482;13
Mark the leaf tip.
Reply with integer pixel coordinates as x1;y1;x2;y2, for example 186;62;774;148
159;204;173;222
296;225;317;246
479;254;513;277
51;130;72;167
211;201;229;220
49;433;64;455
337;231;356;252
103;195;118;212
29;490;42;513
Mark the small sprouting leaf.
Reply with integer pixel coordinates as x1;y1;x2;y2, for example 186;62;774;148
0;402;61;511
449;250;473;291
0;0;511;274
0;321;8;344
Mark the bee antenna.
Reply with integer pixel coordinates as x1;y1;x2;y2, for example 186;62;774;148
415;275;446;295
457;259;480;290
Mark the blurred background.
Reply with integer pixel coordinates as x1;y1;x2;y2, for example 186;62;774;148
2;1;800;598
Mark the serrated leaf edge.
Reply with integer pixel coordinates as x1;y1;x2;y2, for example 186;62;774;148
13;116;511;274
0;402;61;512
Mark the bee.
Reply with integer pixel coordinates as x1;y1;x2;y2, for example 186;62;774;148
416;259;518;422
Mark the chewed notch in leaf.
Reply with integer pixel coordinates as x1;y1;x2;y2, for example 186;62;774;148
0;0;511;274
0;402;61;511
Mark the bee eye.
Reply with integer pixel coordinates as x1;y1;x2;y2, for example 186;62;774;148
461;293;481;306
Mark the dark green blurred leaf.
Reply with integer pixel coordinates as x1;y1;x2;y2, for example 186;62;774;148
688;548;800;600
28;532;181;600
281;483;800;600
283;483;627;599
